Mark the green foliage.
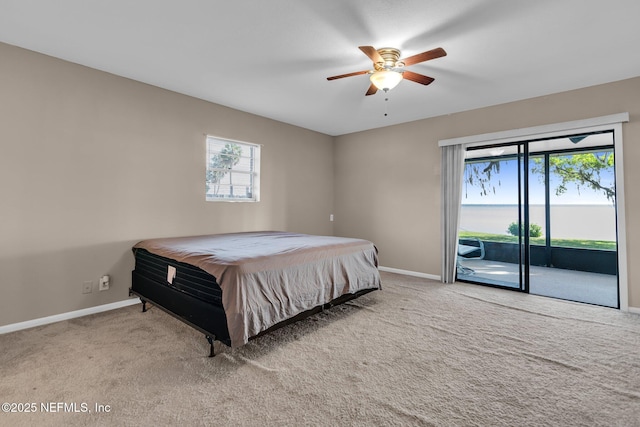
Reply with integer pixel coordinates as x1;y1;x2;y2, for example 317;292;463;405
206;143;243;194
465;148;615;203
530;151;615;202
464;160;501;198
507;222;542;238
529;223;542;237
459;230;616;251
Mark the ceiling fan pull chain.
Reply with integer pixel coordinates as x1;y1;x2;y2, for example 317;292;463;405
384;95;389;117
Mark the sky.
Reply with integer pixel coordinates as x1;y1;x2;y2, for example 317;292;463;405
461;154;616;205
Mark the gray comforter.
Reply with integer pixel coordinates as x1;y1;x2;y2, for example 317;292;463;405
133;231;381;347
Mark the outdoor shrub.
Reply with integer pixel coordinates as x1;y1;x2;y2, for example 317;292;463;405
529;223;542;237
507;222;542;237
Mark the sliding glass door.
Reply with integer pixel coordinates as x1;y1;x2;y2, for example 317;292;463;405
457;143;526;290
457;132;619;308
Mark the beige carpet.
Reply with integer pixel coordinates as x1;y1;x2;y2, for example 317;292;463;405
1;271;640;426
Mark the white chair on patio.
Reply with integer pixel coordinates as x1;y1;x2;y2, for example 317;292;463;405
457;237;485;276
458;237;485;260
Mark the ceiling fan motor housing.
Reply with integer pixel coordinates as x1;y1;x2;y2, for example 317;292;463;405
375;48;404;70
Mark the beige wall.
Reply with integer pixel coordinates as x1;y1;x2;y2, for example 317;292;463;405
0;42;335;326
2;40;639;328
334;76;640;308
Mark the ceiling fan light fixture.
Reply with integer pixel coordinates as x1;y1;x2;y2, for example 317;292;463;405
370;70;403;91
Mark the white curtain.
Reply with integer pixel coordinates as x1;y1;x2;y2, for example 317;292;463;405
440;144;466;283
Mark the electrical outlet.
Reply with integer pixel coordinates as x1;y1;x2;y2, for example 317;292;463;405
82;281;93;294
99;275;110;291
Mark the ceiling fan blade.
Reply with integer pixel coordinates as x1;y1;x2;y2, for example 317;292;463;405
359;46;384;64
327;70;369;81
402;70;435;86
365;83;378;96
401;47;446;66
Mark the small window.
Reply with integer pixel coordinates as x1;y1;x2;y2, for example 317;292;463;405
205;136;260;202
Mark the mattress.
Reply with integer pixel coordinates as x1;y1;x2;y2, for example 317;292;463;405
133;231;381;347
133;248;223;306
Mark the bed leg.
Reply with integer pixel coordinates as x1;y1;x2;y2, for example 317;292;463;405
206;335;215;357
141;299;147;313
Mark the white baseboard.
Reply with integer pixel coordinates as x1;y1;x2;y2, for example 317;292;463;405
0;298;141;335
628;306;640;315
379;266;441;281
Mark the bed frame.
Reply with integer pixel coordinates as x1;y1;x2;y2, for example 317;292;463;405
129;251;377;357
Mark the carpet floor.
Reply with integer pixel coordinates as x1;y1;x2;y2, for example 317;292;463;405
1;271;639;426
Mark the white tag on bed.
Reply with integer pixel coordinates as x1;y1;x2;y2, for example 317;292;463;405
167;265;177;285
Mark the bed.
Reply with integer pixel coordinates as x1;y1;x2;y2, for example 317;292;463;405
129;231;381;356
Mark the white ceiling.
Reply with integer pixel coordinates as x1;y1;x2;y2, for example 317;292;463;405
1;0;639;136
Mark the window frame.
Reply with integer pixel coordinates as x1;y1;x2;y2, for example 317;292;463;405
205;135;261;202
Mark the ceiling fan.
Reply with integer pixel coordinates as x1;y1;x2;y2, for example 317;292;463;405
327;46;446;96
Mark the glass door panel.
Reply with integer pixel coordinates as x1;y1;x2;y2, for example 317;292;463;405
527;134;618;307
458;144;525;290
458;132;619;308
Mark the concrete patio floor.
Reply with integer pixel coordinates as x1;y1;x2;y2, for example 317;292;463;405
457;258;618;308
